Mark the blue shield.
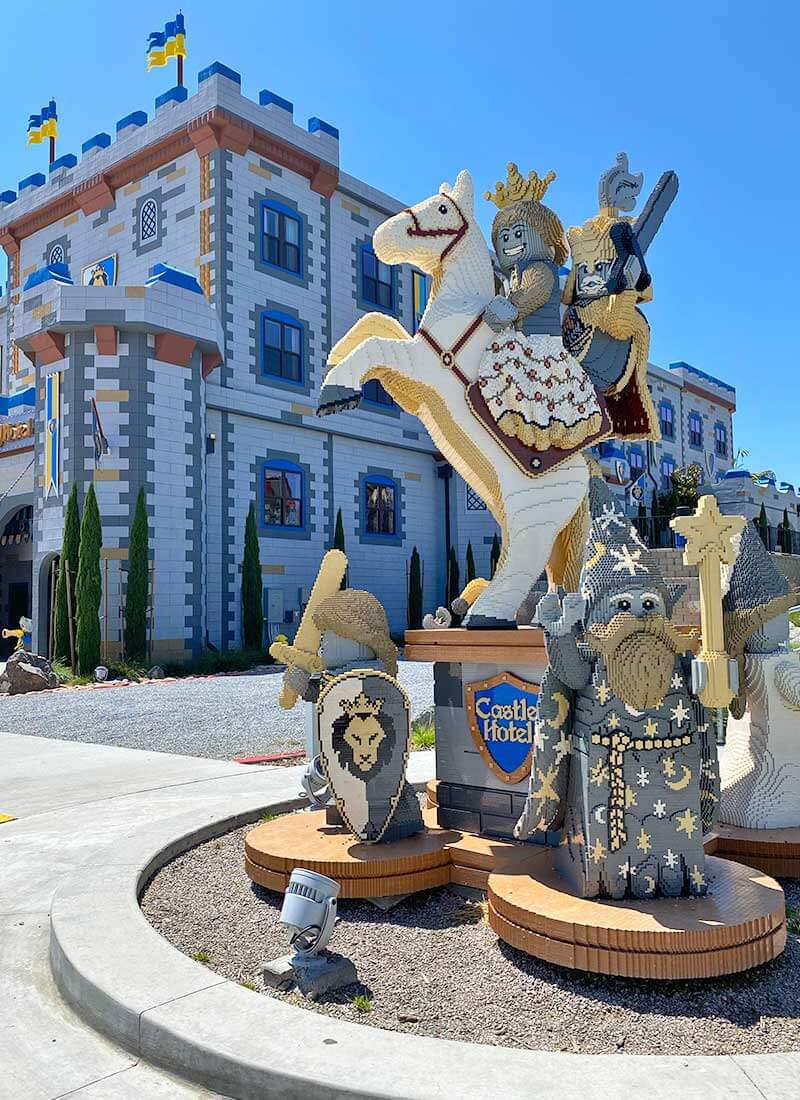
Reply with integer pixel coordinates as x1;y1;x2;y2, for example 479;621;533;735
466;672;539;784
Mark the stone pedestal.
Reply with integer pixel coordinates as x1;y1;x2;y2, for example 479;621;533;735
404;628;548;839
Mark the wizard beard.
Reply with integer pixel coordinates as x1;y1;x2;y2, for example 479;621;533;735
586;613;686;711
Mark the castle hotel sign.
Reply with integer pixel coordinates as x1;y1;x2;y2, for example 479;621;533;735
465;671;539;783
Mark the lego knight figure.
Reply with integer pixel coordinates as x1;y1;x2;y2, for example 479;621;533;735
515;477;721;899
718;522;799;828
272;550;423;842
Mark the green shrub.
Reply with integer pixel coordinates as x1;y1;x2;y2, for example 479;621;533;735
53;483;80;664
125;487;149;661
408;546;423;629
242;504;264;650
466;540;476;583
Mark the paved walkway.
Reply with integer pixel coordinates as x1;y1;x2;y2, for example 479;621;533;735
0;732;434;1100
0;661;433;760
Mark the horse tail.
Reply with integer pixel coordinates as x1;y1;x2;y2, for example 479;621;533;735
546;492;589;593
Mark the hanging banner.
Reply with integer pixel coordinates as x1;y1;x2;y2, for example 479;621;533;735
91;397;110;465
44;371;60;497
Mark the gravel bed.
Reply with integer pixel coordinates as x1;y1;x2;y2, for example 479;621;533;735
0;660;432;760
141;819;800;1056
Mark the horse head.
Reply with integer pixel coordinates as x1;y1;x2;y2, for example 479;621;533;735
374;170;475;273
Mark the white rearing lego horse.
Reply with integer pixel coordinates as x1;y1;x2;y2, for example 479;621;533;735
318;170;590;627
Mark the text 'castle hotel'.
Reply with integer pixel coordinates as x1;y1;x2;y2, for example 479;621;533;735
0;63;752;659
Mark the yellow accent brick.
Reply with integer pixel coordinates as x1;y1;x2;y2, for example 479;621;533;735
262;564;285;575
63;213;80;227
125;286;146;298
123;181;141;196
165;166;186;182
290;403;313;417
101;547;129;560
22;265;36;278
248;162;272;181
95;389;129;403
341;198;361;215
107;223;124;237
93;468;121;482
404;471;422;481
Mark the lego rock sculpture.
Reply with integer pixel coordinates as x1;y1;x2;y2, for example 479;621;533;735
718;523;799;828
270;550;423;843
515;478;726;899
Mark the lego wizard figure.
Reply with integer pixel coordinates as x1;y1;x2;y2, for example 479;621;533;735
271;550;423;843
718;522;799;828
515;477;721;899
467;163;611;470
562;153;678;441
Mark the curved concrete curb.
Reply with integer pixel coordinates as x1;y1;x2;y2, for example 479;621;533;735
50;794;800;1100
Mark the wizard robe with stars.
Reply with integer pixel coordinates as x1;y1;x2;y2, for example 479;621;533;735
517;477;720;900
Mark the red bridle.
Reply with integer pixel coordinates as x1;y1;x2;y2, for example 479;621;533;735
403;192;469;264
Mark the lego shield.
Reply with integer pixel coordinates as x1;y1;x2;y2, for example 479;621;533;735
465;671;539;784
316;670;411;842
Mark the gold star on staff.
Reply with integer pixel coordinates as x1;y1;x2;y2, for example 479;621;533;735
590;837;606;864
595;680;612;705
607;711;621;730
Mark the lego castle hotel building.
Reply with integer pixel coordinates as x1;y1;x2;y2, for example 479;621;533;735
0;62;770;660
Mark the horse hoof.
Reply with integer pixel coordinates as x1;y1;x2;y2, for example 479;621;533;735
317;385;362;417
464;613;517;630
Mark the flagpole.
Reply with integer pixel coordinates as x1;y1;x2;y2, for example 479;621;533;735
177;53;184;87
49;135;55;164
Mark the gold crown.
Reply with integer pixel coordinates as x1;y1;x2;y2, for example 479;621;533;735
340;691;384;718
484;162;556;209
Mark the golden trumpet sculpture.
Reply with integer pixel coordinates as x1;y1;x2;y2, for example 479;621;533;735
671;495;745;709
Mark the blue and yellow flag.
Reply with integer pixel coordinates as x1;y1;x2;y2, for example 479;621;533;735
146;13;187;70
27;99;58;145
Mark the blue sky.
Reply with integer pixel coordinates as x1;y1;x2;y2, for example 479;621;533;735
2;1;797;480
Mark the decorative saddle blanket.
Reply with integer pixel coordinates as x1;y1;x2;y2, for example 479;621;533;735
466;333;612;478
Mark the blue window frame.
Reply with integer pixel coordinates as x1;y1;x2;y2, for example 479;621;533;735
360;244;395;311
688;411;703;449
362;379;395;408
362;474;398;538
714;421;728;458
659;399;674;439
260;199;302;276
261;310;303;385
661;455;676;489
261;459;304;530
629;448;645;479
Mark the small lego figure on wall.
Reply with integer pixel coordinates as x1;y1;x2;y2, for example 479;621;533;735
516;478;724;900
2;615;32;652
562;153;678;441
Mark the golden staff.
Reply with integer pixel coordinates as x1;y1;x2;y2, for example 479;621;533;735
671;495;745;708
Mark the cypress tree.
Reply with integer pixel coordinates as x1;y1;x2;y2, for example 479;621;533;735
75;483;103;675
447;546;460;607
124;488;149;662
465;540;476;583
53;482;80;663
781;507;792;553
757;501;769;547
408;546;423;630
332;507;347;589
490;532;501;578
242;503;264;650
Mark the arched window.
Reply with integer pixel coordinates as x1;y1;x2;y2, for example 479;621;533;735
261;459;304;530
466;485;487;511
139;198;158;243
48;243;65;266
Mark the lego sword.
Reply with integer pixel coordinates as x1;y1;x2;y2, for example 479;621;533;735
269;548;348;709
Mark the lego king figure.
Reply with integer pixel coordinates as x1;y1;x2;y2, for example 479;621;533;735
516;478;721;899
718;522;799;828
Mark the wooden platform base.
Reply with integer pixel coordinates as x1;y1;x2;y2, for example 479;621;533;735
488;847;786;979
706;824;800;879
245;809;786;978
245;807;519;897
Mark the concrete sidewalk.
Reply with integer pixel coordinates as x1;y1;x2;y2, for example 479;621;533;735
0;733;305;1099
